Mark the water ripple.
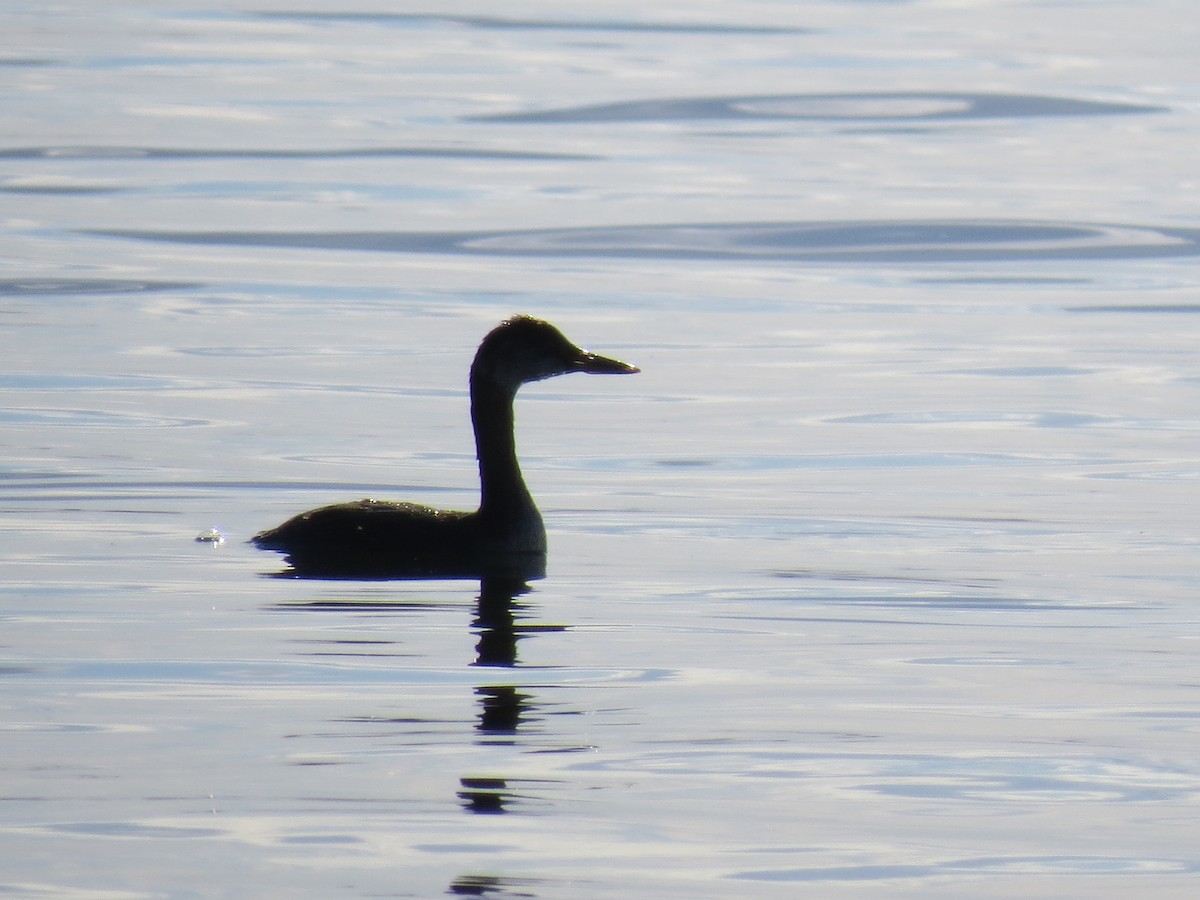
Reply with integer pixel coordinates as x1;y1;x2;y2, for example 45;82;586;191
255;11;808;34
471;91;1166;123
89;219;1200;263
0;407;210;428
0;277;198;296
734;855;1193;882
0;145;591;161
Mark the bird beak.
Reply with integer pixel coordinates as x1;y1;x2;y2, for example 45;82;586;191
574;349;640;375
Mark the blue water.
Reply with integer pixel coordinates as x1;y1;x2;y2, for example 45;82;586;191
2;2;1199;897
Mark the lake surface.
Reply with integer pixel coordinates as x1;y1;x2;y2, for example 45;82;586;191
2;2;1198;897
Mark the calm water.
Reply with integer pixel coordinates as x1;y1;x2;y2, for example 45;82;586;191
2;2;1199;897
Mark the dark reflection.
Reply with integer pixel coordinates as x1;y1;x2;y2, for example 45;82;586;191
272;569;568;900
448;873;542;896
455;775;563;819
265;575;559;662
457;777;514;815
474;577;570;669
263;551;546;583
265;575;553;660
470;90;1166;123
475;685;533;735
266;596;465;614
475;578;532;667
269;577;557;716
475;588;522;668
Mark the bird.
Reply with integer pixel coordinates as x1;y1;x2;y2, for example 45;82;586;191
251;315;639;578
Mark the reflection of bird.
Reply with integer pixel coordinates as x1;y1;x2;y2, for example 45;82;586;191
252;316;639;577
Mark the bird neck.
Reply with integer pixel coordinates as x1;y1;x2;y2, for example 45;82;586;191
469;376;537;521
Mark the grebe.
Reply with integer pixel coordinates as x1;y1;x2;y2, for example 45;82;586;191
251;315;638;577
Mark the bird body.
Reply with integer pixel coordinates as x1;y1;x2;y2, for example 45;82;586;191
252;316;638;578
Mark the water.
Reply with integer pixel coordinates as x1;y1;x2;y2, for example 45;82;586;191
2;2;1198;897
